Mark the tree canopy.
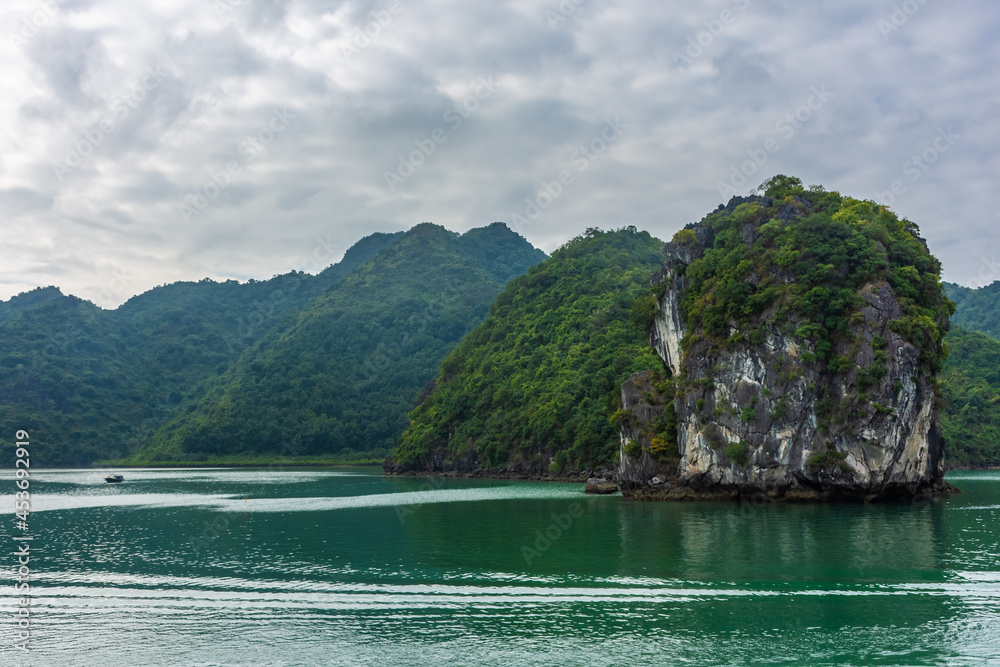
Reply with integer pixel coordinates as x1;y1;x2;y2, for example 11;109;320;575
392;227;666;473
134;223;545;463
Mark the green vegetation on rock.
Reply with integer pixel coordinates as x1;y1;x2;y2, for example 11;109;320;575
390;227;666;473
808;449;850;473
677;175;954;374
724;441;749;466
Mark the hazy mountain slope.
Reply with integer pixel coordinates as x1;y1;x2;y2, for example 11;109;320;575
0;231;403;465
945;281;1000;340
941;326;1000;466
136;222;546;461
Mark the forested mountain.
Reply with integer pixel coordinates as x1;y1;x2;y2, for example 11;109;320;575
389;227;666;474
946;281;1000;340
3;210;996;470
941;326;1000;465
1;287;160;465
1;224;542;465
0;231;401;465
131;222;546;463
939;281;1000;465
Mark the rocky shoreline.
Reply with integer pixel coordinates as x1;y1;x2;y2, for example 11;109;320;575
382;459;962;502
620;477;960;502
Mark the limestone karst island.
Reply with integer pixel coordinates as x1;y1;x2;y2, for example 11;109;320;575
385;176;965;503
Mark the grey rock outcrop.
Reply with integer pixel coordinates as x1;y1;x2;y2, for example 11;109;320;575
618;371;665;488
621;207;953;502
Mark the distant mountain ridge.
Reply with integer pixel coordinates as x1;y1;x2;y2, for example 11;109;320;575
940;281;1000;466
135;222;546;463
944;281;1000;341
0;223;543;465
941;326;1000;466
0;230;402;465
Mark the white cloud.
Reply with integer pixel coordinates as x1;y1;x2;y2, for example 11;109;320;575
1;0;998;305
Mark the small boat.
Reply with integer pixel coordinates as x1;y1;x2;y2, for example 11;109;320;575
105;474;124;483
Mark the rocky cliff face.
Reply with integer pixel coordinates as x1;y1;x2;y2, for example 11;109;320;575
617;371;668;488
621;194;954;501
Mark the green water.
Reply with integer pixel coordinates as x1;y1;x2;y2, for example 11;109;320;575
3;469;999;665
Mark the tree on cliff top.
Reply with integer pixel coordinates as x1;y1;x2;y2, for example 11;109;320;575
677;175;954;375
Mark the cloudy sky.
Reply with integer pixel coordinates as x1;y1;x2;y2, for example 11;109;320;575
1;0;998;307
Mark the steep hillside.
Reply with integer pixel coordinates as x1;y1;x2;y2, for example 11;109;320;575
0;231;402;465
388;227;666;475
945;281;1000;340
0;289;156;465
941;326;1000;466
938;281;1000;465
135;223;545;462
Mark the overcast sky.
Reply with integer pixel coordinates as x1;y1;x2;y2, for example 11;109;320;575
1;0;998;307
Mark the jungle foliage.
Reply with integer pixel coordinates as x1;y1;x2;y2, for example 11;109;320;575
941;326;1000;465
0;232;402;465
0;225;543;465
134;223;545;463
677;175;954;375
392;227;666;472
946;281;1000;341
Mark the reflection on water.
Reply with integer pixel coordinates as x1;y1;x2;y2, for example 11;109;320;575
0;469;997;665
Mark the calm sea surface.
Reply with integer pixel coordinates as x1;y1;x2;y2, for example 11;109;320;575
2;468;999;666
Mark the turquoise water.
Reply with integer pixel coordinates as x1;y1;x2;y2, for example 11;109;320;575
2;468;999;665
